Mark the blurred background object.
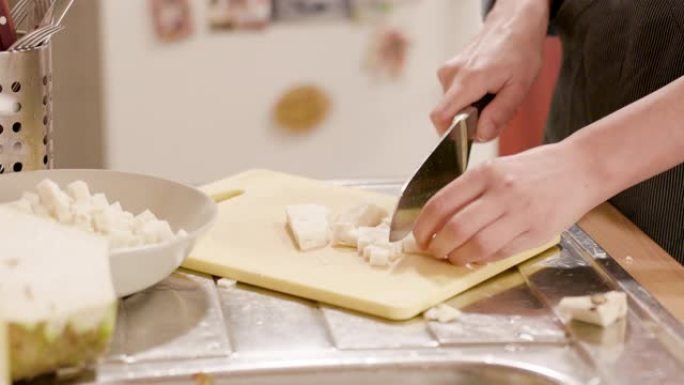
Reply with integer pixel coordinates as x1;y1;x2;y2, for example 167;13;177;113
273;83;330;134
208;0;271;30
48;0;501;185
151;0;194;42
0;0;18;50
363;25;410;79
273;0;350;22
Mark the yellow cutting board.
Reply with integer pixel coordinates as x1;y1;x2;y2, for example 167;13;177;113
183;170;558;321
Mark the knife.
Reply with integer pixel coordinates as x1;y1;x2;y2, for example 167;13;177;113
388;94;494;242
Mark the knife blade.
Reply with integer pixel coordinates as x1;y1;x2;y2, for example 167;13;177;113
389;94;494;242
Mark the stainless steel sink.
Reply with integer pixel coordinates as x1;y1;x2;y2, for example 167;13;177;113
36;180;683;385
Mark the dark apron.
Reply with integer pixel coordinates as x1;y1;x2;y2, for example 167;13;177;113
545;0;684;264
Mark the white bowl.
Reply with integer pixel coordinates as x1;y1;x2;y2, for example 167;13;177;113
0;169;217;297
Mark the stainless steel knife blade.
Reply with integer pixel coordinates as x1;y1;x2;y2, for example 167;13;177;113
389;95;493;242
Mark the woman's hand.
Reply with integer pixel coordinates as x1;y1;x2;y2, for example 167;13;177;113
412;142;602;265
431;0;550;140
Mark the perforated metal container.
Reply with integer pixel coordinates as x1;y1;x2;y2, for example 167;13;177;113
0;43;53;174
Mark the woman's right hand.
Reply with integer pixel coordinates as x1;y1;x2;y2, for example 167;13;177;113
431;0;551;141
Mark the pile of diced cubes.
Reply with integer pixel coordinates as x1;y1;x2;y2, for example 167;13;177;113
11;179;186;250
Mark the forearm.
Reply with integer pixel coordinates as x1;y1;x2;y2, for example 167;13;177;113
486;0;550;34
565;75;684;203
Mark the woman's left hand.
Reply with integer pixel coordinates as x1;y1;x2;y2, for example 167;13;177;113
412;142;602;265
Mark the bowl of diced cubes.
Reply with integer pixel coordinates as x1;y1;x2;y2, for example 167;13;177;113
0;169;218;297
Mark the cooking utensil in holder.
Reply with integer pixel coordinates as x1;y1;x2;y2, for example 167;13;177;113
0;42;52;174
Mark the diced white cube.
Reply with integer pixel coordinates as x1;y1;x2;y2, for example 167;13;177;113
35;179;73;224
127;235;144;248
402;233;429;256
330;222;358;247
363;245;391;267
31;203;50;218
388;242;403;261
109;201;123;213
286;204;330;251
136;210;158;223
66;180;91;202
557;291;627;327
139;226;157;245
424;304;462;323
335;203;388;228
133;210;158;234
10;198;33;213
35;179;63;208
107;229;137;250
139;220;175;244
21;192;49;218
217;278;237;289
71;204;93;232
22;192;40;206
54;205;74;224
356;226;390;255
153;220;175;243
93;207;133;234
90;193;109;212
288;219;329;251
71;199;93;213
121;211;135;225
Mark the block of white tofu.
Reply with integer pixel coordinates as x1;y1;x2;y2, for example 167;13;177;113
335;203;388;228
330;222;358;247
286;204;330;251
66;180;91;202
402;233;430;256
424;304;462;323
557;291;628;327
0;206;116;381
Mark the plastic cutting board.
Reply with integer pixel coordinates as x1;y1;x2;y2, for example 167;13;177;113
183;170;559;320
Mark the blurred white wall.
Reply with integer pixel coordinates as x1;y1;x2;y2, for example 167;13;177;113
53;0;494;185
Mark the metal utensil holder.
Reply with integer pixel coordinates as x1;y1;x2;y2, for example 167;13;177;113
0;43;53;174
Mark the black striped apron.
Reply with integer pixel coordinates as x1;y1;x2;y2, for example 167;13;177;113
545;0;684;264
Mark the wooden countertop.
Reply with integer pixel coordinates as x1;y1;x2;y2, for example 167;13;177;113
578;202;684;324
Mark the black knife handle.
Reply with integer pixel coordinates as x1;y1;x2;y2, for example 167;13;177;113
472;93;495;112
